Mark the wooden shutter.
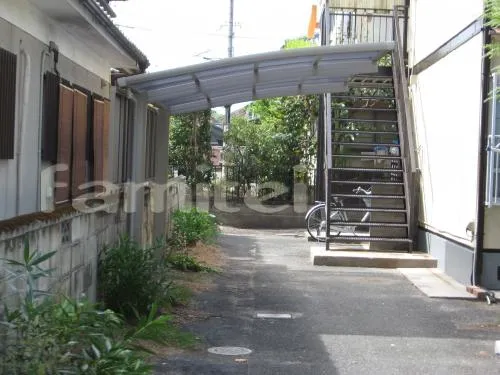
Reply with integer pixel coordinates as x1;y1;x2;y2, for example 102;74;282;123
55;84;74;204
41;72;60;163
72;90;88;198
93;99;104;191
0;48;17;159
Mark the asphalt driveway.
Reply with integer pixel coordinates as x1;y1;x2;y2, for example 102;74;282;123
156;228;500;375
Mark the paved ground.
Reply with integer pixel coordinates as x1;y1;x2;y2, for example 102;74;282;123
156;228;500;375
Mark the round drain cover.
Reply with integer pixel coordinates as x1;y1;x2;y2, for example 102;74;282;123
208;346;252;356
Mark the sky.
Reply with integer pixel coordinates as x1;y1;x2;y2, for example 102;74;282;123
110;0;316;72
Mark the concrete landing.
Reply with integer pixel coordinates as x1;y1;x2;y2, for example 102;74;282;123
399;268;476;300
311;246;437;268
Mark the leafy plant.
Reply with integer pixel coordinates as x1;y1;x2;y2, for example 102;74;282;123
172;209;219;246
166;253;217;273
1;238;56;305
163;284;193;308
98;236;172;319
0;241;192;375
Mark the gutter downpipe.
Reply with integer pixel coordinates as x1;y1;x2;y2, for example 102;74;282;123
473;17;492;286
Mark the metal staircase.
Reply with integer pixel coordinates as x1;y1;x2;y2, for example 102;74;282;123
322;5;418;252
326;72;413;251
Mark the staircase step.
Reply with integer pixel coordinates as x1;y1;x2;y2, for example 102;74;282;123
331;193;405;199
332;142;401;147
333;207;407;213
332;167;402;172
332;154;401;159
329;222;409;227
328;236;412;243
332;130;399;135
348;82;395;89
333;107;397;112
331;180;404;185
335;118;398;124
332;95;396;101
311;249;437;268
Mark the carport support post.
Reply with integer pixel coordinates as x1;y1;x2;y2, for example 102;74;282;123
127;93;148;245
153;108;170;239
324;92;332;250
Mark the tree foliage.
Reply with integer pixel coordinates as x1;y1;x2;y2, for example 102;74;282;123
282;37;315;49
224;96;318;198
487;0;500;61
169;110;213;189
222;37;319;199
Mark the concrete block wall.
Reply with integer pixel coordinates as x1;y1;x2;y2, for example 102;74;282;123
0;209;126;304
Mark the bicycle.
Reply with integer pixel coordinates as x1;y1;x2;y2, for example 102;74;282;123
305;186;372;241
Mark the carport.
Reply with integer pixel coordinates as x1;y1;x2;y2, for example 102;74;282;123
115;42;394;243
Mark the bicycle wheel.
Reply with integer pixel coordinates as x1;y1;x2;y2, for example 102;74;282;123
330;208;346;236
306;204;346;241
306;204;327;241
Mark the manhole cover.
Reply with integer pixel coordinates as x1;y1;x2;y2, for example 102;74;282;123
208;347;252;356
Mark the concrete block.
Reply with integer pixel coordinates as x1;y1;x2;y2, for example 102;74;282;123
311;246;437;268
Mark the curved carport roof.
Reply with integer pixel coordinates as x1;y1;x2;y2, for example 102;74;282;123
117;42;394;115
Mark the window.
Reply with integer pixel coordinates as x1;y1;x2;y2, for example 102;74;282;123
116;93;134;183
486;73;500;206
42;73;60;163
0;47;17;159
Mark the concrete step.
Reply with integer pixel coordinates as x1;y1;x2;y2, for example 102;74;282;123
311;246;437;268
400;268;477;300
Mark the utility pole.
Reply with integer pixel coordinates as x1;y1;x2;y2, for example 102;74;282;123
224;0;234;130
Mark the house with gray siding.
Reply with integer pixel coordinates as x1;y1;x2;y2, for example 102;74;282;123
0;0;180;302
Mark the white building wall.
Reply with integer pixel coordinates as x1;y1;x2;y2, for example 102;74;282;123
408;0;484;67
410;34;483;244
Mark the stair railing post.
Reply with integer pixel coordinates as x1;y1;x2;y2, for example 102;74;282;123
392;5;418;251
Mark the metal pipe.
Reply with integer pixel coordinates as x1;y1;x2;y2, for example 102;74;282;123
472;19;492;286
486;73;497;207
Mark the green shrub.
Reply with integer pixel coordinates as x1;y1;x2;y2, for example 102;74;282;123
98;236;172;320
166;253;218;273
172;209;219;246
164;283;193;307
0;240;189;375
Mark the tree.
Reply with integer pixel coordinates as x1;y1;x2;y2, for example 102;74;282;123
487;1;500;67
169;110;213;204
222;37;320;201
281;37;316;49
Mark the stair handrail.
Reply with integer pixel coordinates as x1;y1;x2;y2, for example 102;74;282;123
392;5;418;248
